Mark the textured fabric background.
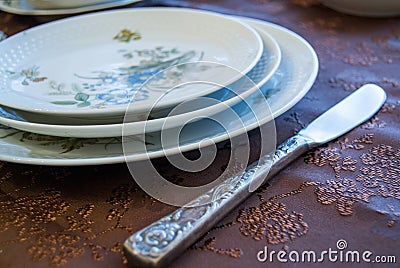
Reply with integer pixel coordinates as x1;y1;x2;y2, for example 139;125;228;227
0;0;399;267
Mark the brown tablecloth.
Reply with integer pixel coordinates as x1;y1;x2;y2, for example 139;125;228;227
1;0;399;267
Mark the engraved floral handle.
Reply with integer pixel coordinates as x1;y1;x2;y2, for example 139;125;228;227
124;134;315;267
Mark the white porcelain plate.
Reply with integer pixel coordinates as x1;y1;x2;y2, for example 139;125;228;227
0;18;319;166
0;27;281;138
0;8;263;117
0;0;143;15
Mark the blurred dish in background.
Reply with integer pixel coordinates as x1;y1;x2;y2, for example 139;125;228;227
26;0;115;9
320;0;400;17
0;0;143;15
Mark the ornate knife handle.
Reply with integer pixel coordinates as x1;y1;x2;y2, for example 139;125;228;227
124;134;315;267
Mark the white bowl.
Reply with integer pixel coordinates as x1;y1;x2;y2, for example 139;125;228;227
320;0;400;17
26;0;114;9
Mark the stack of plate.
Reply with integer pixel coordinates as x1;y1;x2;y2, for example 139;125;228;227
0;8;319;166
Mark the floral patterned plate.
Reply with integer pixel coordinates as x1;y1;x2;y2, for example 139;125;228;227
0;27;281;137
0;8;263;118
0;18;318;165
0;0;143;15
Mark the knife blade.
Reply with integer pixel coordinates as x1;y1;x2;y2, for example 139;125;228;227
299;83;386;144
124;83;386;267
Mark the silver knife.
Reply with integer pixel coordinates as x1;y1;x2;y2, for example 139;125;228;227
124;84;386;267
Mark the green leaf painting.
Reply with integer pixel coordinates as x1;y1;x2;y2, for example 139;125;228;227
51;101;78;105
